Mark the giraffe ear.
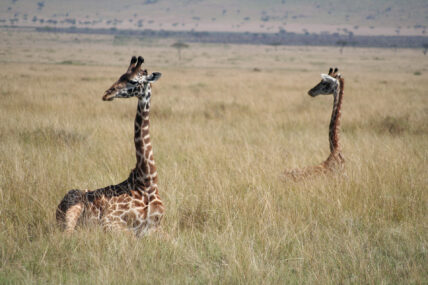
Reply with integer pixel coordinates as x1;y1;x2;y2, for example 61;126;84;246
147;72;162;82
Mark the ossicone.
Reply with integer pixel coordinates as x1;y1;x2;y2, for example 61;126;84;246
136;56;144;69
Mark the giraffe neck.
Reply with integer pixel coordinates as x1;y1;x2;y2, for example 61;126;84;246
132;97;157;188
328;77;344;154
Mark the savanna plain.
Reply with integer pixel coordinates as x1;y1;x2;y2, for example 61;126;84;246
0;29;427;284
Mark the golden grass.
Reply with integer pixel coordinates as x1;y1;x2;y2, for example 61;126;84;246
0;30;427;284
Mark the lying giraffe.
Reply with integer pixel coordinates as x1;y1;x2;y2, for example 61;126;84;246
56;56;164;237
284;67;345;179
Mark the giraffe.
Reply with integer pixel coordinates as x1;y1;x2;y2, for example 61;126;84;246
56;56;164;237
284;67;345;179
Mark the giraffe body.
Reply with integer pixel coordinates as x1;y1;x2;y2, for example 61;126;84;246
57;181;163;236
57;56;164;236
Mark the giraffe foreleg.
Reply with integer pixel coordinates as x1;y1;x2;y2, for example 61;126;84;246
101;216;136;236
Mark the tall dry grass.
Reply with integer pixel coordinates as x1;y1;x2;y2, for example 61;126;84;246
0;30;427;283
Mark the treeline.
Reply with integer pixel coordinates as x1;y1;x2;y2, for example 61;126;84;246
32;26;428;49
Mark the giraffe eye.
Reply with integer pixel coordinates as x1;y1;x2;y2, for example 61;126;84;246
129;80;138;85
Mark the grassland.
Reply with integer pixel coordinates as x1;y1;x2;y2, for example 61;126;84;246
0;29;427;284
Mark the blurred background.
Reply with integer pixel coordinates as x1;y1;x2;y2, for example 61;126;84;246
2;0;428;44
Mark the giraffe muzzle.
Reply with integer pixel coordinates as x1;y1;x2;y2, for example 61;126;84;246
102;92;115;101
308;89;317;97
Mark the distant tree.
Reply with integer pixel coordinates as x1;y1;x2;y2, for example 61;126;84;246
171;41;189;61
9;18;18;25
269;41;281;51
423;43;428;55
336;40;347;54
261;15;270;22
37;1;44;10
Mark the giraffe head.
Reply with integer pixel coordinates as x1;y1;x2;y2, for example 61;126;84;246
308;67;341;97
102;56;162;102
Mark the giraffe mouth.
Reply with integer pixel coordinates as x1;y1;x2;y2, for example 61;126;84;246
102;93;115;101
308;89;317;97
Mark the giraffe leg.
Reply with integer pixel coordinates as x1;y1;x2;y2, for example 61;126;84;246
101;216;135;236
153;226;172;240
147;226;178;247
64;203;84;233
